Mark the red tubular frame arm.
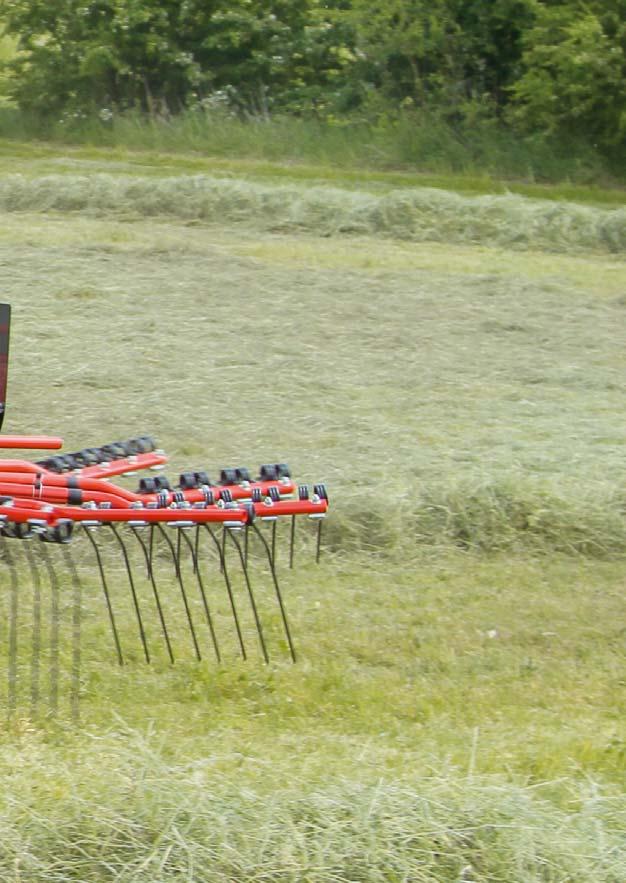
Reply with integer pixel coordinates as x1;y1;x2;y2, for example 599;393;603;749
0;501;249;526
0;436;64;450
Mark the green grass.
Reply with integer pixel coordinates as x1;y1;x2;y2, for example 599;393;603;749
1;155;626;879
3;208;626;515
3;556;626;880
1;132;625;207
6;729;626;882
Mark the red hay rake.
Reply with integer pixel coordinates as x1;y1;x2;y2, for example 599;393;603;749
0;304;328;720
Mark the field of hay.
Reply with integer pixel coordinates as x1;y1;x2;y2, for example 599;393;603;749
1;144;626;881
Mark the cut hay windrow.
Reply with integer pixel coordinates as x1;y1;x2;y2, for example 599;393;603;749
0;173;625;253
329;478;626;559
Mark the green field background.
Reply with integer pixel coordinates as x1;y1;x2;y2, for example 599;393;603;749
0;145;625;881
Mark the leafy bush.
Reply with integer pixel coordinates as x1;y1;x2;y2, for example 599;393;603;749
510;2;626;155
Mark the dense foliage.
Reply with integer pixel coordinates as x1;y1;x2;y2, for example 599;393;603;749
0;0;625;155
511;1;626;151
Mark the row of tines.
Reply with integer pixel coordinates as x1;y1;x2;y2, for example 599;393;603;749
136;463;296;495
134;478;328;506
37;436;158;473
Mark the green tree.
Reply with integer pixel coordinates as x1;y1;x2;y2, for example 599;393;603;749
450;0;536;106
344;0;460;105
189;0;358;116
0;0;356;116
336;0;538;115
0;0;201;114
0;24;17;103
510;1;626;150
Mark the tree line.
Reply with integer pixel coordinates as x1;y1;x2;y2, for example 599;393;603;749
1;0;625;156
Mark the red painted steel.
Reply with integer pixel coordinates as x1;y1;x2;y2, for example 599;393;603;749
253;498;328;517
0;471;298;506
79;451;168;477
0;435;64;449
0;500;249;526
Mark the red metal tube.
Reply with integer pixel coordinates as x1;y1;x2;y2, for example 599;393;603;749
0;472;297;509
0;435;64;449
253;499;328;517
0;482;135;507
0;472;138;501
0;501;249;526
79;452;168;478
0;459;54;474
0;454;165;475
49;506;249;525
0;478;322;516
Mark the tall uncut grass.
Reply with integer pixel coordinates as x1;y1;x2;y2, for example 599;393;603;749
2;729;626;882
0;105;618;187
1;172;625;253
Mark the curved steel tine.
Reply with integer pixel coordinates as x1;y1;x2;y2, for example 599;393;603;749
3;537;19;719
202;525;247;661
194;525;200;574
131;526;174;664
82;525;124;666
39;543;60;716
156;524;202;661
289;515;296;570
271;520;277;568
109;524;150;664
178;528;220;663
316;519;323;564
223;528;270;664
63;547;82;724
251;523;296;663
148;525;155;577
24;543;41;717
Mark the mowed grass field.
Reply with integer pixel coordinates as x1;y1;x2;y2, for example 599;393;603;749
1;143;626;880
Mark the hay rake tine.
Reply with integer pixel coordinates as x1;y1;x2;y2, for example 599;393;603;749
156;524;202;661
271;520;277;569
82;525;124;666
178;528;220;663
130;526;175;664
148;524;155;577
62;547;82;724
251;523;296;663
194;525;200;574
24;543;42;717
39;543;60;716
289;515;296;570
223;527;270;664
4;537;18;719
221;528;226;574
316;518;323;564
0;302;334;702
202;525;247;661
109;524;151;664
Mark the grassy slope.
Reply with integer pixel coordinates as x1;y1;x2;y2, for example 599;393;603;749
4;210;625;541
0;150;626;879
4;555;626;880
1;136;626;206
